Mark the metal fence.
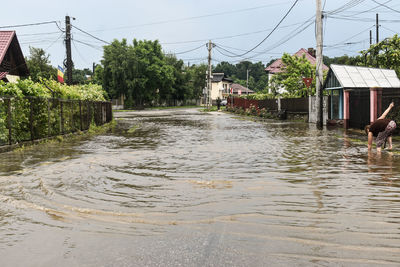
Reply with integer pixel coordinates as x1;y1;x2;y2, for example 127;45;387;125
0;96;112;146
229;97;309;113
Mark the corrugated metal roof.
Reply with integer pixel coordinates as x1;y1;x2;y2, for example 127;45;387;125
330;64;400;88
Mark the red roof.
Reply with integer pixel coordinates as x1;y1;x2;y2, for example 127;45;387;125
0;31;15;64
0;31;29;77
265;48;328;73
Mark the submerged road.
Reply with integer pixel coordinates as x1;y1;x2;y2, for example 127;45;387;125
0;108;399;266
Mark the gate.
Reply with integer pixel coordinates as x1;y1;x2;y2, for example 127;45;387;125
349;90;370;129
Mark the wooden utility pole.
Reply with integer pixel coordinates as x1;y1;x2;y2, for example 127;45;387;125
65;16;73;85
315;0;324;127
376;13;379;44
206;40;214;109
370;30;372;47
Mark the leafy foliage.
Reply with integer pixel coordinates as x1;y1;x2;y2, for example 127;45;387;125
25;47;57;82
269;53;316;98
100;39;204;108
0;79;107;101
361;34;400;75
213;61;269;92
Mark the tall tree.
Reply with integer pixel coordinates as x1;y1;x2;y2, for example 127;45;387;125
25;47;57;82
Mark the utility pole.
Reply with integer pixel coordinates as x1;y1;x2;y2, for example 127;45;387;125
376;13;379;44
370;30;372;47
65;15;73;85
315;0;324;127
246;69;250;95
206;40;215;109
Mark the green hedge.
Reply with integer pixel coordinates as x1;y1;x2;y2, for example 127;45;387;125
0;79;107;101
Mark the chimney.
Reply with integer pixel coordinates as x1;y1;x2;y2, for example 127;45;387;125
308;47;316;57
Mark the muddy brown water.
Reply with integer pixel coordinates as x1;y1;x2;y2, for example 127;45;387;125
0;108;399;266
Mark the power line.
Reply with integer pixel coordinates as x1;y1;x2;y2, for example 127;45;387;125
72;39;90;65
381;25;398;33
161;20;314;45
71;24;110;44
326;0;367;15
44;32;64;52
371;0;400;13
326;25;374;47
0;20;61;29
169;44;206;55
73;39;103;51
328;14;400;22
88;1;306;33
224;0;300;58
19;31;61;37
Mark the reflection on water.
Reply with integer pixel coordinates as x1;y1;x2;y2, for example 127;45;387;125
0;108;399;266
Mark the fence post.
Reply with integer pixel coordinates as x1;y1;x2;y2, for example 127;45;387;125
6;98;12;145
29;98;34;141
60;100;64;134
79;100;83;131
47;98;51;137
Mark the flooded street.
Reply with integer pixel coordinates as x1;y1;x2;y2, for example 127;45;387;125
0;108;400;266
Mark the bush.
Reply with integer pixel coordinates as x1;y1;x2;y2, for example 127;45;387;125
0;79;107;101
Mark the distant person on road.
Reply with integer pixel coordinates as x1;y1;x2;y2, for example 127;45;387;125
365;102;396;152
216;97;221;110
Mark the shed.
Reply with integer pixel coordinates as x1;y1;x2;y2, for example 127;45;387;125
0;31;29;82
324;64;400;128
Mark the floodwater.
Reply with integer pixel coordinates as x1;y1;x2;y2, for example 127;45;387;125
0;108;400;266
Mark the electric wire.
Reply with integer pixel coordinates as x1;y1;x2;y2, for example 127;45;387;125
88;1;306;33
0;21;61;29
381;25;398;33
72;39;90;65
221;0;300;58
371;0;400;13
71;25;110;44
170;44;206;55
73;39;104;51
43;32;64;52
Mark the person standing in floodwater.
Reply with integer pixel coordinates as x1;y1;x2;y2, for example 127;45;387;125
365;102;397;152
216;97;221;111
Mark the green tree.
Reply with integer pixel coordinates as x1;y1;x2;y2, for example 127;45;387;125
25;47;57;82
269;53;315;97
214;61;236;77
361;34;400;75
72;68;93;84
186;64;207;99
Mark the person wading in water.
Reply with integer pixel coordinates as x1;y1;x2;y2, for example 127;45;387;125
365;102;396;152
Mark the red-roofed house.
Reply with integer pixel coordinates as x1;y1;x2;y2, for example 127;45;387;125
0;31;29;82
265;48;328;94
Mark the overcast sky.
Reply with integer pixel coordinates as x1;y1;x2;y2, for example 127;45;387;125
1;0;399;70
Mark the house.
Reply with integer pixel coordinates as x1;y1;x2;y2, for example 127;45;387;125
265;48;328;94
0;31;29;82
229;83;254;95
210;73;233;102
323;64;400;129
